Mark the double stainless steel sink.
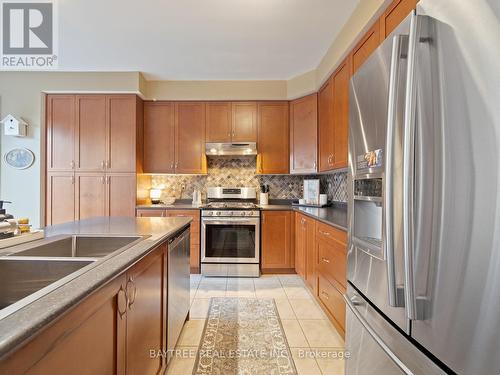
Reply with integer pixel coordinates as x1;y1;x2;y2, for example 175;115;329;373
0;235;144;319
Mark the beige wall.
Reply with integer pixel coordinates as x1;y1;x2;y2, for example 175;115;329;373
146;80;287;101
0;71;143;227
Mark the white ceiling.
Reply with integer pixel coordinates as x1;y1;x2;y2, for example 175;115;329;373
58;0;360;80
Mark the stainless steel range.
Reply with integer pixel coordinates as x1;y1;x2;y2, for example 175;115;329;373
201;187;260;277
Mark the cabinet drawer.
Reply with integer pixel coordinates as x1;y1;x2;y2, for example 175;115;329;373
316;221;346;245
318;275;346;334
167;210;200;222
318;238;347;290
136;209;166;217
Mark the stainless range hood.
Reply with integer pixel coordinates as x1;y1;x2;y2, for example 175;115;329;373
205;142;257;156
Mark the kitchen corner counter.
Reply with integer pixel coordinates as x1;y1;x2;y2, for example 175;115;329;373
259;203;348;232
0;216;191;359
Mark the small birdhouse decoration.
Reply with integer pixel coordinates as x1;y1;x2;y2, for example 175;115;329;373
1;115;28;137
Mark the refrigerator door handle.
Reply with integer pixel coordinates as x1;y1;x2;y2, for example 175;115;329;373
344;293;413;374
403;13;419;321
385;34;406;308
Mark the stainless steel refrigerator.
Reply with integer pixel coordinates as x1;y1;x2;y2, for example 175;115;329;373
346;0;500;374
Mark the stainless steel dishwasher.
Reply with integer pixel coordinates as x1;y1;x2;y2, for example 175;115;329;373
166;227;190;363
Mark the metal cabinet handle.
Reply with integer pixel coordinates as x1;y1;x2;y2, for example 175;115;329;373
126;276;137;309
71;176;75;184
106;160;110;169
321;257;330;264
117;285;128;319
70;160;75;169
321;291;329;300
100;176;105;184
313;161;317;170
101;161;105;169
319;230;331;237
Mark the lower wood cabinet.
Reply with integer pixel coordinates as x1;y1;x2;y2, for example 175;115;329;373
136;209;201;274
0;244;167;375
295;212;317;294
318;275;346;337
261;210;294;272
46;172;136;225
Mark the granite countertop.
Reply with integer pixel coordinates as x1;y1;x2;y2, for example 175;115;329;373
0;216;191;358
136;200;348;231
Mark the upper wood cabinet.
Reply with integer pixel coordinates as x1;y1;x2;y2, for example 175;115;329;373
257;102;289;174
232;102;257;142
261;210;294;271
47;95;76;171
332;59;350;169
144;102;175;173
318;78;335;172
206;102;232;142
380;0;418;38
107;173;136;217
47;94;141;174
175;102;207;174
352;19;381;74
290;94;318;174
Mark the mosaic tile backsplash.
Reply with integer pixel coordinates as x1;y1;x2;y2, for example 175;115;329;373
141;157;347;203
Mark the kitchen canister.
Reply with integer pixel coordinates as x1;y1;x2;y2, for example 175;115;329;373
260;192;269;205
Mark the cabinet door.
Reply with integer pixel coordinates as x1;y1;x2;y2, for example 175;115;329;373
318;78;335;172
126;246;165;375
294;214;306;278
75;95;107;172
257;102;289;174
144;102;175;173
175;102;206;174
0;275;128;374
232;102;257;142
318;275;346;336
304;216;318;295
380;0;418;38
352;19;381;73
206;102;232;142
106;174;136;217
46;172;75;225
75;173;107;220
261;211;293;270
107;96;137;172
167;210;200;273
290;94;318;174
136;209;166;217
46;95;75;171
332;60;350;169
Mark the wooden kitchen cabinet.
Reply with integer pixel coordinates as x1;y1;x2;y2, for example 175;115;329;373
380;0;418;38
107;174;137;217
261;210;294;272
294;214;307;279
295;213;318;294
75;95;107;172
232;102;257;142
167;210;201;273
290;94;318;174
332;59;350;169
143;102;175;173
125;245;165;375
46;172;75;225
257;102;289;174
352;19;381;74
206;102;232;142
46;95;76;171
318;78;335;172
0;275;128;374
318;275;346;337
136;209;167;217
175;102;207;174
75;173;107;220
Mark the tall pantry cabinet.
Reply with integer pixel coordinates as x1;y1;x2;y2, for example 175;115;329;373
46;94;143;225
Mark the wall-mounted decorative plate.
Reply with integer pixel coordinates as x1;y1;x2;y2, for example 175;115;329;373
4;148;35;169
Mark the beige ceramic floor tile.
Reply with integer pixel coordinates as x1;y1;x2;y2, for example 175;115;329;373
253;276;281;288
290;299;327;319
281;319;309;347
190;298;212;319
312;348;346;375
177;319;206;347
274;298;297;319
299;320;345;348
279;275;306;286
255;286;288;299
290;348;322;375
166;347;197;375
195;283;227;298
198;277;227;287
284;285;313;299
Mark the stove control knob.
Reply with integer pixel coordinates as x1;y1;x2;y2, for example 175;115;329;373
206;211;213;216
216;212;221;216
229;211;234;216
241;212;246;216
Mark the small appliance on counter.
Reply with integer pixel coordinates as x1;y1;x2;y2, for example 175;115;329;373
149;189;163;205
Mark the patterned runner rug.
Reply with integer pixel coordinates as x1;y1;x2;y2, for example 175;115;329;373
193;297;298;374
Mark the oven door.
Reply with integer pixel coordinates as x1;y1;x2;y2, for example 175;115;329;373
201;217;259;264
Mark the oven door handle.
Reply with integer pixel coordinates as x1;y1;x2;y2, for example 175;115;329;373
202;218;259;225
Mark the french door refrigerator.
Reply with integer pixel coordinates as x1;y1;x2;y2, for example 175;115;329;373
346;0;500;374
